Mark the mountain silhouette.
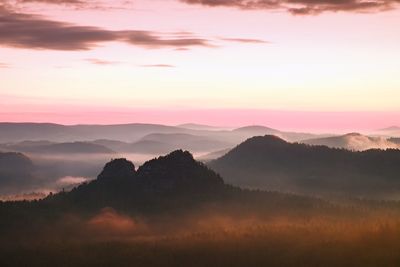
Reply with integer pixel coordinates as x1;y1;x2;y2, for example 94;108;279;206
209;135;400;198
43;150;226;213
0;149;335;239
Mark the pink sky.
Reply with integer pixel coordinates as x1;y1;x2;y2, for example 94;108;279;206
1;107;399;133
1;0;399;131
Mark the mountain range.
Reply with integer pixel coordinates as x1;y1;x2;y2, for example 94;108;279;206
301;133;400;151
0;150;330;234
0;123;317;144
209;135;400;198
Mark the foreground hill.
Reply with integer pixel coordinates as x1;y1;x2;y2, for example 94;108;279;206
0;150;333;231
36;150;326;216
302;133;399;151
209;135;400;198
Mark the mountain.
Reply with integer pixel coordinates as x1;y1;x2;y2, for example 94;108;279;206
0;152;35;194
209;135;400;198
0;122;318;146
197;148;231;162
233;125;280;135
302;133;399;151
375;126;400;137
90;139;131;152
389;138;400;145
177;123;227;131
0;123;189;143
232;125;318;142
134;133;233;153
0;150;330;220
1;141;115;154
379;126;400;132
43;150;227;213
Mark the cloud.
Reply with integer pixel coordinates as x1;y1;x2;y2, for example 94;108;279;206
0;63;10;68
140;64;176;68
180;0;399;15
2;0;134;10
85;58;121;65
220;38;269;44
0;6;213;51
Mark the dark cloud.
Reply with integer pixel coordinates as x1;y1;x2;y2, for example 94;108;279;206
140;64;176;68
180;0;398;15
220;38;269;44
0;7;212;50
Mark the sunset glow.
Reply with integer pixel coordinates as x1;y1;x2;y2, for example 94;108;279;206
1;0;400;130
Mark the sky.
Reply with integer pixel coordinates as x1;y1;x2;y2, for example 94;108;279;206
0;0;400;131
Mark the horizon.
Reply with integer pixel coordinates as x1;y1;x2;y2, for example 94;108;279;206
1;109;399;133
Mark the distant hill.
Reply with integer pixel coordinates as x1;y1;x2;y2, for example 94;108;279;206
209;135;400;198
0;152;35;194
0;123;189;143
0;123;318;146
233;125;280;134
389;138;400;145
177;123;227;131
302;133;399;151
375;126;400;137
127;140;177;154
197;148;231;162
90;139;131;152
1;141;115;154
379;126;400;132
135;133;233;153
232;125;317;142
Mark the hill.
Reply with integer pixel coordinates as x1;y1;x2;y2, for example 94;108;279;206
375;126;400;137
39;150;227;213
1;141;115;154
134;133;233;153
0;122;318;146
302;133;399;151
0;150;330;220
0;123;189;143
177;123;227;131
0;152;35;194
389;138;400;145
209;135;400;198
232;125;280;134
